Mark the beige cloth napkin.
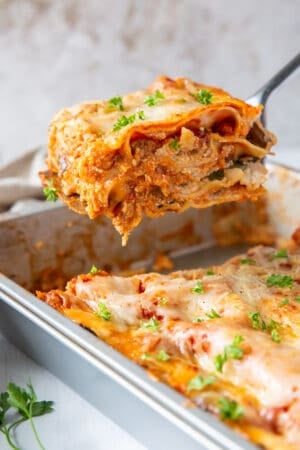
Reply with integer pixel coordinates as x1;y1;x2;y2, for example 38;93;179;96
0;146;49;214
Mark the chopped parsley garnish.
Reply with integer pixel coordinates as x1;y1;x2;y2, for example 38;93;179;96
268;319;278;329
193;317;204;323
208;169;224;181
271;328;281;343
270;249;288;259
195;89;213;105
267;319;281;343
214;335;244;373
248;311;266;330
113;113;136;131
169;138;180;151
279;298;289;307
218;397;244;421
138;110;146;120
108;96;124;111
266;274;293;289
112;110;145;131
141;317;160;332
295;297;300;302
141;352;151;360
43;180;58;202
240;258;256;265
249;312;282;342
205;309;221;319
144;90;165;107
89;264;98;275
191;281;204;294
156;350;170;361
206;270;214;275
95;303;111;321
187;375;215;392
159;297;168;305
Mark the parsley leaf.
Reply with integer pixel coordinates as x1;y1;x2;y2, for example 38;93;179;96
214;354;226;372
108;96;124;111
279;298;289;307
144;90;165;107
141;317;160;332
205;309;221;319
271;328;281;343
206;270;214;275
187;375;215;392
95;303;111;321
141;352;151;360
214;335;244;373
43;180;58;202
193;317;204;323
156;350;170;361
270;249;288;259
191;281;204;294
89;264;98;275
266;274;293;288
240;258;256;265
295;297;300;302
138;110;146;120
113;113;136;131
195;89;213;105
218;397;244;421
169;138;180;151
248;311;261;329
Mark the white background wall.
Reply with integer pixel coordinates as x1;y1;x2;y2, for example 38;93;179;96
0;0;299;165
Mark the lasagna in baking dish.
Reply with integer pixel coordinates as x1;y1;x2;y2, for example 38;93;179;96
42;76;276;244
38;231;300;450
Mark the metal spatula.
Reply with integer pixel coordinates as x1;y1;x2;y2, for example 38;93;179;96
246;53;300;125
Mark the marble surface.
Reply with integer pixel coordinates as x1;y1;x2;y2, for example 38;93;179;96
0;1;299;449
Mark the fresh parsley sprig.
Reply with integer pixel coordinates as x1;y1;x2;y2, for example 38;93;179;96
0;381;54;450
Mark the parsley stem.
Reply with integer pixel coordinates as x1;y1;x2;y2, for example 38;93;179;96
29;402;45;450
1;426;20;450
7;417;26;433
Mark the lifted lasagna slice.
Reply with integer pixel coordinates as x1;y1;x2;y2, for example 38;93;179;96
38;233;300;450
42;76;276;244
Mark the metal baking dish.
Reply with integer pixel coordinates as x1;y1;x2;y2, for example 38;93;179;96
0;161;299;450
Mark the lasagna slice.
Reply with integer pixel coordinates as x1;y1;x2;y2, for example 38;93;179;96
38;232;300;450
42;76;276;244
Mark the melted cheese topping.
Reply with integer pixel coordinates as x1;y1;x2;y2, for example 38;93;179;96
37;239;300;450
42;76;276;244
